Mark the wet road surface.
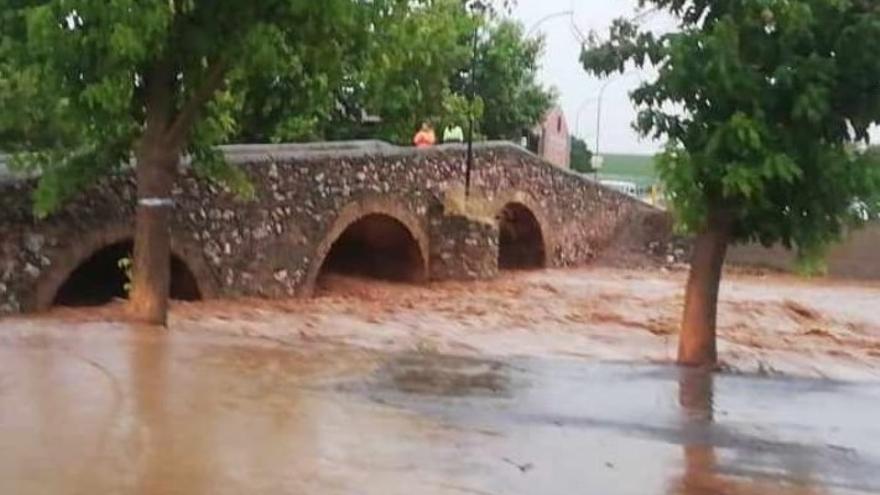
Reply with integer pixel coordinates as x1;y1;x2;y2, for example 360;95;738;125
1;326;878;494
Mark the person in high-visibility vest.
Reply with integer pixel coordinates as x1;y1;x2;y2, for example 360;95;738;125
443;123;464;143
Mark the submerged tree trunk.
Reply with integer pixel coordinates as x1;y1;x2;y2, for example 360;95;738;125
128;60;178;326
126;57;224;325
678;210;733;367
129;141;177;325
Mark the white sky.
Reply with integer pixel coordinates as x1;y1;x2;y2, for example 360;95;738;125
513;0;671;155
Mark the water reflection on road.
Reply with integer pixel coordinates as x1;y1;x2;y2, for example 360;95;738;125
672;370;829;495
0;327;878;494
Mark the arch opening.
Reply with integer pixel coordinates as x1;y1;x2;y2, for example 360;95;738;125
52;241;202;307
318;214;426;283
497;203;546;270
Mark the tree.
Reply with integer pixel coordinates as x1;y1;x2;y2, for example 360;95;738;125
312;5;553;145
337;0;477;143
582;0;880;366
0;0;375;325
221;0;549;147
470;20;555;140
570;136;594;173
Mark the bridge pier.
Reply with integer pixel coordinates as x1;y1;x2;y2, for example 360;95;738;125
429;214;499;281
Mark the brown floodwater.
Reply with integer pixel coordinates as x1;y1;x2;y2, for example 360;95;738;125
0;323;879;494
2;267;880;493
185;267;880;381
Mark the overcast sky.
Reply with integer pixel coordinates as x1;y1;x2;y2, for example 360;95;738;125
513;1;671;155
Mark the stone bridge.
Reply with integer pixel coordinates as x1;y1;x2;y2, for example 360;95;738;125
0;141;665;315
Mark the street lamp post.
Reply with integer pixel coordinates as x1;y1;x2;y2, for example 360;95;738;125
574;95;597;141
593;78;615;180
465;1;485;199
464;0;486;200
526;10;574;37
592;72;640;179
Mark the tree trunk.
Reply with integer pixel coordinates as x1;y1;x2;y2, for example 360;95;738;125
128;140;177;326
126;57;224;325
677;210;733;367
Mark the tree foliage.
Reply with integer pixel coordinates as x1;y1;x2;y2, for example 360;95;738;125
0;0;553;213
331;0;477;143
318;4;553;144
1;1;553;181
569;136;594;173
471;20;555;140
0;0;377;215
583;0;880;253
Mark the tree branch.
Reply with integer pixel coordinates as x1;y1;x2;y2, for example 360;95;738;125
166;59;228;148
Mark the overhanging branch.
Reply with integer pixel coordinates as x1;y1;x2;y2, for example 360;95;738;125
166;60;228;147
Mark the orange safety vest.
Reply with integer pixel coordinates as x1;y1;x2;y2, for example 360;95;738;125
413;130;436;148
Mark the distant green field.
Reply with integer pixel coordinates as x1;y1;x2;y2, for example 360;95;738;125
600;153;656;178
597;153;657;187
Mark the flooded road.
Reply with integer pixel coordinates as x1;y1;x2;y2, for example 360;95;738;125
1;325;879;494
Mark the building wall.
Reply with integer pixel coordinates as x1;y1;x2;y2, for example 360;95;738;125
536;107;571;169
727;222;880;280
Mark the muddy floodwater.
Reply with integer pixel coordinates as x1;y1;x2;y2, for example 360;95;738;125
1;267;880;494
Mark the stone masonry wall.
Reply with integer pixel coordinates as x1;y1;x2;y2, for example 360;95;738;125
429;214;499;281
0;142;659;315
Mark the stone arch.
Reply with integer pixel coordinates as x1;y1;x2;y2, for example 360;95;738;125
32;224;216;310
492;191;553;270
305;197;430;294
